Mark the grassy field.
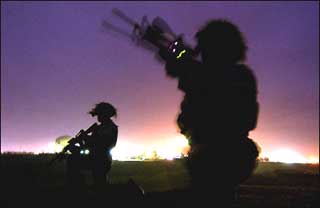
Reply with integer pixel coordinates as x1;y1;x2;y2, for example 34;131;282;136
1;153;319;208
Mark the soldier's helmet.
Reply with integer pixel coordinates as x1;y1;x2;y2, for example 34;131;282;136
195;19;247;64
89;102;117;118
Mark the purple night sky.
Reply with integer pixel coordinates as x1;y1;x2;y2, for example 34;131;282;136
1;2;319;158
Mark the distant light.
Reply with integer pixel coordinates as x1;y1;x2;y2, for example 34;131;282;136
108;137;190;161
84;149;90;155
172;48;176;53
80;150;84;154
174;41;178;45
307;156;319;164
110;141;144;161
268;149;307;164
74;143;80;147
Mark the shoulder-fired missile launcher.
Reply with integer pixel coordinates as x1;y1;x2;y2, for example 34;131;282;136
102;8;199;62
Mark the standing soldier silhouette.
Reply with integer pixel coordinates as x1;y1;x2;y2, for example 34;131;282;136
65;102;118;190
144;19;260;207
103;12;260;206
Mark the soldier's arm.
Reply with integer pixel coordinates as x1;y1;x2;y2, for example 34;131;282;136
158;48;202;94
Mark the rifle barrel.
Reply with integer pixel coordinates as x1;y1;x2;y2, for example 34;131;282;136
47;123;98;166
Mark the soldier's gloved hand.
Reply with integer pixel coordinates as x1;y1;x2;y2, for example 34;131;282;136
158;47;175;62
62;145;71;153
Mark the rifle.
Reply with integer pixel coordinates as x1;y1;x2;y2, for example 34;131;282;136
102;8;198;61
48;123;98;166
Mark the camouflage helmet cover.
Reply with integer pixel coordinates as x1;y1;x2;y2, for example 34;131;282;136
89;102;117;117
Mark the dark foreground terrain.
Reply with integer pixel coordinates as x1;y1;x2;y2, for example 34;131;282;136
1;153;319;208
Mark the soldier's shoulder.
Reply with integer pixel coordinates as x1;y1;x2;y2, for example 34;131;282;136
227;64;257;92
236;64;256;77
110;122;118;130
100;122;117;131
231;64;257;83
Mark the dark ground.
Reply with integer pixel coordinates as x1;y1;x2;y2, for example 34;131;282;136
1;153;319;208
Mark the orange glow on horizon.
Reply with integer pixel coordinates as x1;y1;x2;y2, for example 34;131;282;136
110;135;190;160
259;148;319;164
5;136;317;164
47;135;190;161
